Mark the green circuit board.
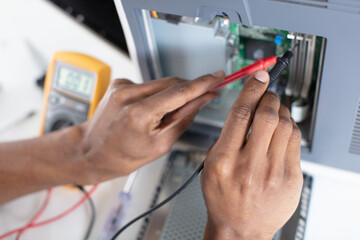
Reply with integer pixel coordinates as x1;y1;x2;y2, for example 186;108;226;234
227;23;292;90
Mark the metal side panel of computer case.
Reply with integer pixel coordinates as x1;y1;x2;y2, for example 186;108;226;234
114;0;360;173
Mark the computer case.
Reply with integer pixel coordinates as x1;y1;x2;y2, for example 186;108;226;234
114;0;360;173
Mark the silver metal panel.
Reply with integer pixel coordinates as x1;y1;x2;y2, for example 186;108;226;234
267;0;360;14
139;150;313;240
158;170;206;240
151;18;227;80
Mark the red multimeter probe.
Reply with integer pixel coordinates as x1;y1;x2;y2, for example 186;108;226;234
210;56;277;92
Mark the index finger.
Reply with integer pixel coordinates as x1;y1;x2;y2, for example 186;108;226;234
140;71;225;118
217;70;269;151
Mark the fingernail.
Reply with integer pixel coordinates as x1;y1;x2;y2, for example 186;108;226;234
212;70;224;78
254;70;269;83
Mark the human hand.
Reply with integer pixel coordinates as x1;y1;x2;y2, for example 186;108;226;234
76;72;224;184
201;71;303;240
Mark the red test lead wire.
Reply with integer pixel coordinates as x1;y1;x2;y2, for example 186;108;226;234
15;188;53;240
0;185;98;240
210;56;277;92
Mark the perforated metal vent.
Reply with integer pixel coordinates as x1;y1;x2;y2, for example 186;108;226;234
269;0;360;15
349;100;360;155
159;172;207;240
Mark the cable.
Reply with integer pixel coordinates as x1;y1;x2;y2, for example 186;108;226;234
0;185;98;240
76;185;96;240
15;189;53;240
15;186;95;240
110;161;205;240
30;185;97;227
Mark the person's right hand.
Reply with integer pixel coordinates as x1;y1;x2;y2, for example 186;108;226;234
74;72;224;185
201;70;303;240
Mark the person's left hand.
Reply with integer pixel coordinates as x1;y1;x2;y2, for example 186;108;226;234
74;72;224;184
201;71;303;240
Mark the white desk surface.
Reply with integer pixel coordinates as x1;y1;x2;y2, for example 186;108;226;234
1;1;360;240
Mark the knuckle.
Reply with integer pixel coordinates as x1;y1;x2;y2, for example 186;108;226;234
286;171;303;189
194;74;218;86
258;106;279;125
290;126;302;141
281;104;291;116
170;77;185;85
266;177;282;191
124;103;143;121
278;116;293;132
243;84;261;95
112;78;134;86
207;152;234;180
230;105;252;126
162;76;184;85
265;91;280;101
109;86;130;103
197;74;214;82
171;82;192;95
213;161;233;180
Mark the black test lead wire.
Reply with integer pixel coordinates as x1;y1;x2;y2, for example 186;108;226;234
76;186;96;240
110;161;205;240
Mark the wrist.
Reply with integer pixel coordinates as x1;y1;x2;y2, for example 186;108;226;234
75;121;140;184
70;122;127;185
51;125;87;185
0;124;88;204
42;124;91;186
204;219;273;240
63;123;99;185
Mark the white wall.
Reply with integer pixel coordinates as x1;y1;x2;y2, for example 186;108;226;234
0;0;140;141
0;2;140;240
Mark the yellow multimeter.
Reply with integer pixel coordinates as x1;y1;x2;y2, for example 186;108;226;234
39;52;111;135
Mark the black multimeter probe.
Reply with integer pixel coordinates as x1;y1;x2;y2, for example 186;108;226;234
110;50;295;240
269;50;294;86
269;42;298;87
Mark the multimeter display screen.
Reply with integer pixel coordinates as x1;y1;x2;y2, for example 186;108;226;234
57;67;95;97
